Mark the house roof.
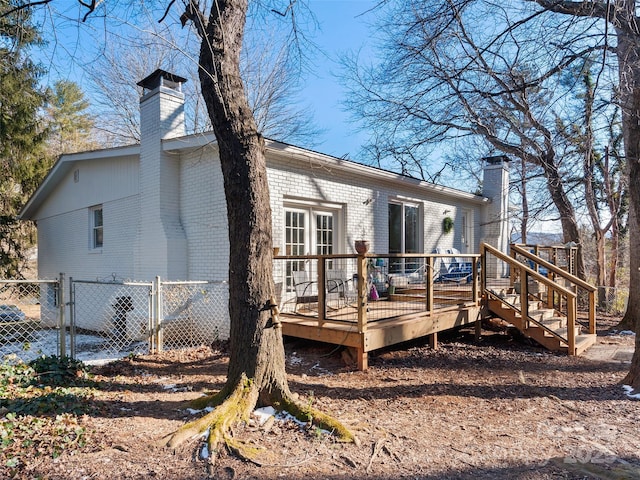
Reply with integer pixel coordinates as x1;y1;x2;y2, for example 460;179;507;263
19;133;488;220
162;132;489;205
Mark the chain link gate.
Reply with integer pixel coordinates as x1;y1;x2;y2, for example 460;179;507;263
69;279;154;360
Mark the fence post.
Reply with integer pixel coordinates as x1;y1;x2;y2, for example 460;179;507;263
156;276;163;352
68;277;75;359
58;273;66;358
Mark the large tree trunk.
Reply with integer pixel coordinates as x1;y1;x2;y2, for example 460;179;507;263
162;0;355;454
543;157;586;279
616;21;640;388
196;0;289;403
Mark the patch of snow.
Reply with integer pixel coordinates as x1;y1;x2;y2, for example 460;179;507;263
162;384;177;390
253;406;276;426
287;352;303;366
1;329;148;366
609;330;636;337
622;385;640;400
199;428;211;459
185;406;214;416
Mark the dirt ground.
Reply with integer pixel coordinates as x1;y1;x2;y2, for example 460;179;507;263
7;316;640;480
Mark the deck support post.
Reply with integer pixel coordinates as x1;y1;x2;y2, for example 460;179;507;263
317;257;326;327
426;256;434;314
429;332;438;350
475;318;482;341
567;296;576;355
357;348;368;371
356;253;368;334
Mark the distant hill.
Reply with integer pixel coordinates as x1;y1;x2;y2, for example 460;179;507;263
511;232;564;246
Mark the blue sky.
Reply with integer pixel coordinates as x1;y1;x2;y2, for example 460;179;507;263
301;1;376;159
33;1;378;161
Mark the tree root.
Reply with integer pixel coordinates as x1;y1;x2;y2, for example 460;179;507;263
277;397;359;445
161;374;258;451
160;374;358;462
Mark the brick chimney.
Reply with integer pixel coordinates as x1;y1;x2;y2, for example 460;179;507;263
481;155;510;278
135;70;188;280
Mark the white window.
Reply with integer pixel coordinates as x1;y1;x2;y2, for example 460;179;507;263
90;205;103;250
389;200;422;273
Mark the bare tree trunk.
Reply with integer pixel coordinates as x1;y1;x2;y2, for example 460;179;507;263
543;157;586;279
616;22;640;387
161;0;355;453
520;156;528;244
197;0;287;399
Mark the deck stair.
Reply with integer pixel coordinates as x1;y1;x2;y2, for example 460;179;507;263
482;244;597;356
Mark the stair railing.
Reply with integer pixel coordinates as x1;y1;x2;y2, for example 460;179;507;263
481;243;580;354
510;244;596;335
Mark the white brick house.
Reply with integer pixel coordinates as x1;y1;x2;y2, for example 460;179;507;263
20;70;510;334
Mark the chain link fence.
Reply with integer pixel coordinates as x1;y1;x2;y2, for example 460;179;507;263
159;281;229;350
70;279;154;360
0;279;60;364
70;278;229;360
597;286;629;315
0;276;230;364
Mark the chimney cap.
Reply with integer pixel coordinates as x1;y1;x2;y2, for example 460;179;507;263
137;69;187;92
482;155;510;165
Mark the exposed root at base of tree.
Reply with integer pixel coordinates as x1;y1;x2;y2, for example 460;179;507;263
159;374;357;463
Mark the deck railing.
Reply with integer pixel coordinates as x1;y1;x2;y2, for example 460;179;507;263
482;243;596;355
274;252;481;332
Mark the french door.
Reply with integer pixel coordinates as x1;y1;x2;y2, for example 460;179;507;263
284;207;338;291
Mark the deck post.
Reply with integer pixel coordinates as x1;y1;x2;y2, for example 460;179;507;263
509;247;517;287
429;332;438;350
588;290;596;334
317;257;326;327
519;268;528;327
357;349;368;371
426;256;434;314
472;259;479;304
567;295;577;355
357;253;368;334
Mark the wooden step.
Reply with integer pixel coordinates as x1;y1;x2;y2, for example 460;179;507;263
528;308;555;322
573;334;597;355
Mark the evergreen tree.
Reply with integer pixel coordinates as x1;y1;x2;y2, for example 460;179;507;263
46;80;96;156
0;0;49;277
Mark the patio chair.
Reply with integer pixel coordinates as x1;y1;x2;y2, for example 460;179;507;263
292;270;318;313
436;258;473;283
326;270;357;308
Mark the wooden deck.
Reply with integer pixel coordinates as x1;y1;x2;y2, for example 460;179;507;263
275;245;596;370
279;274;482;370
281;301;482;370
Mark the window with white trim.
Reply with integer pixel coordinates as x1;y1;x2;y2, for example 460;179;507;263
90;205;103;250
283;203;341;291
389;200;422;273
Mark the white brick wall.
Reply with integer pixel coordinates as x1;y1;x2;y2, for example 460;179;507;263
135;85;188;281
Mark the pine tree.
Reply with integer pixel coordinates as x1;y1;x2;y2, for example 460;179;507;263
45;80;97;156
0;0;49;277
